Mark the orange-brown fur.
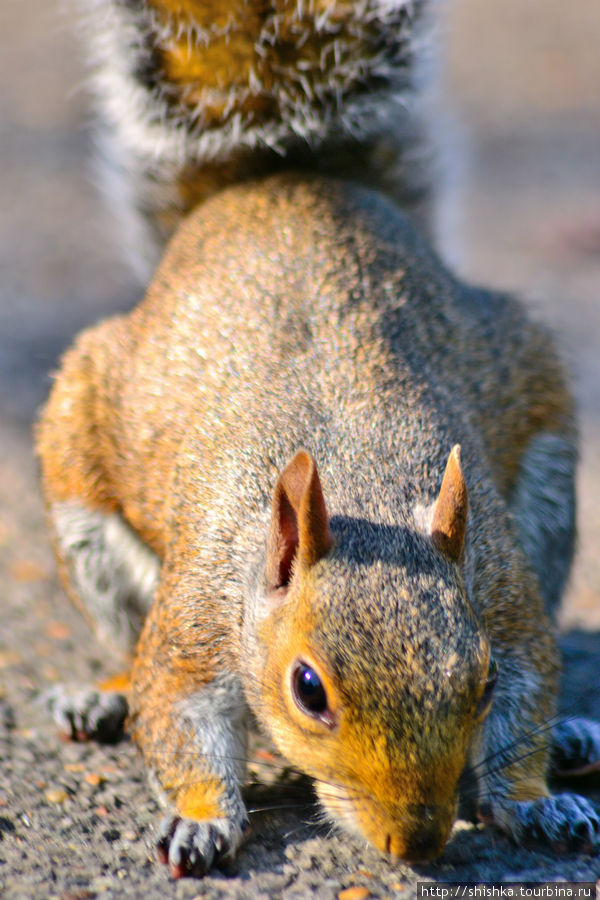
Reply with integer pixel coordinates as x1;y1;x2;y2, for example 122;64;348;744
37;174;588;873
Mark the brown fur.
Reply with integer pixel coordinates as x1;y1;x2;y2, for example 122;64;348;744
37;174;587;872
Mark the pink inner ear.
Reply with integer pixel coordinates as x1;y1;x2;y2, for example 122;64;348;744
273;490;300;588
266;449;331;590
298;464;331;568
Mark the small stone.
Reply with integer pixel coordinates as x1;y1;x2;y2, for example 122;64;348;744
103;827;121;842
84;772;104;787
338;888;372;900
45;788;68;805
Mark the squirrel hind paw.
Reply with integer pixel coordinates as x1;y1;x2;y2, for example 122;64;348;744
156;813;248;879
551;718;600;777
43;685;128;743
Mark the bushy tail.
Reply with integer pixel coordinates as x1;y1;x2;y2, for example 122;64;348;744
79;0;430;277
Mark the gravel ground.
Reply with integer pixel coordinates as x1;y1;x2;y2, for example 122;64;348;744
2;0;600;897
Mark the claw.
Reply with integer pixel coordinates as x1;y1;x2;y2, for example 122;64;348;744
504;793;600;854
551;718;600;777
44;685;128;743
155;813;243;878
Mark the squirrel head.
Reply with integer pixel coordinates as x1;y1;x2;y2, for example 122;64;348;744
245;447;495;862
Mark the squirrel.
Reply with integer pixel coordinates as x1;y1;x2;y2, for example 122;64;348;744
37;0;600;880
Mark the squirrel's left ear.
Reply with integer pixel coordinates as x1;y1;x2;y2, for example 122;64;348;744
430;445;468;562
266;450;332;590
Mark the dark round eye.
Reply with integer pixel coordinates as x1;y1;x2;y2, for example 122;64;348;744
476;656;498;716
292;662;328;717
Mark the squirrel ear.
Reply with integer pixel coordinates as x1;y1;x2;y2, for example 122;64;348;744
266;450;331;590
430;445;468;562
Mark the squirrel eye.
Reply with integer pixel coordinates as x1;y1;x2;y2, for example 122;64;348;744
292;662;328;718
476;656;498;716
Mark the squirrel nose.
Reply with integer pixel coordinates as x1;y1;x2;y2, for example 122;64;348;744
384;809;450;862
386;831;444;862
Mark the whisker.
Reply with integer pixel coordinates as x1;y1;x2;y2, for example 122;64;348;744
469;720;557;778
247;802;317;815
468;695;600;780
281;810;326;841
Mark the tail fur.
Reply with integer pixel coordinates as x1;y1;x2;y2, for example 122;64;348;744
78;0;431;276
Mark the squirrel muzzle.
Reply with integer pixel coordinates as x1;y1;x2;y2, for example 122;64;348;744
314;766;460;863
362;798;457;863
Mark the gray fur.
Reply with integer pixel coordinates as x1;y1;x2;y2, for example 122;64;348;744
52;501;160;652
509;431;577;616
75;0;430;276
177;673;250;825
44;685;127;742
470;653;542;794
471;653;600;849
499;794;600;851
157;813;244;875
551;718;600;774
151;674;250;871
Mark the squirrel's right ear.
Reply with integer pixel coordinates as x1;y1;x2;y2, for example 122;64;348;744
266;450;332;590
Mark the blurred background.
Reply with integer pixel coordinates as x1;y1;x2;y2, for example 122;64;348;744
438;0;600;626
1;0;599;688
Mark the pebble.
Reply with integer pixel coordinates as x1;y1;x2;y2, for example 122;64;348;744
84;772;104;787
45;789;68;805
338;887;372;900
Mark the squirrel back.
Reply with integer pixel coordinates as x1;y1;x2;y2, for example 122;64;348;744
40;174;572;555
79;0;431;277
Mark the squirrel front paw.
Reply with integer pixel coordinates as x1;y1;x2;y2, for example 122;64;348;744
482;793;600;854
156;812;249;878
44;685;128;742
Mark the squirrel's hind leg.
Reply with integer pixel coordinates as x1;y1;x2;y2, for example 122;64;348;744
44;501;159;741
50;500;160;653
44;683;128;743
